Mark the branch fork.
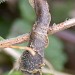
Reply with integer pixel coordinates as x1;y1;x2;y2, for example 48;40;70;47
0;0;75;75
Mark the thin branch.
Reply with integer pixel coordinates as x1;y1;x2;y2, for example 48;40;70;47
10;46;35;56
48;18;75;34
0;18;75;48
0;48;20;59
0;33;30;48
44;59;71;75
44;59;54;70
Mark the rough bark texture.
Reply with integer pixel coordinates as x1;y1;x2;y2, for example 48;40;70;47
19;0;51;75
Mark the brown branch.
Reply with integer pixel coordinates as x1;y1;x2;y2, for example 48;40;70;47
48;18;75;35
0;18;75;48
19;0;51;75
0;33;30;48
9;46;35;56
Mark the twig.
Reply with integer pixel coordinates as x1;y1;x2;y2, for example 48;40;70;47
0;33;30;48
10;46;35;56
0;48;20;59
48;18;75;35
44;59;54;70
43;59;72;75
0;18;75;48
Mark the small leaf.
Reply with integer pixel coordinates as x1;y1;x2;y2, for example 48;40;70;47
45;36;67;71
19;0;36;23
0;36;4;40
7;19;31;38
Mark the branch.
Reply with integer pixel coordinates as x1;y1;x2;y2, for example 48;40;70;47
1;48;71;75
0;18;75;48
48;18;75;34
0;33;30;48
19;0;51;75
0;48;20;59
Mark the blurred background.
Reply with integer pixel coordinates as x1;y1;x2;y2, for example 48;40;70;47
0;0;75;75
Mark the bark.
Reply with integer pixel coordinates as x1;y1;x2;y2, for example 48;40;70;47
19;0;51;75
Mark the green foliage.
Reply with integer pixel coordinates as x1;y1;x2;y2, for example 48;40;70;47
0;20;11;38
4;71;53;75
45;36;67;71
51;1;74;23
43;73;53;75
7;0;36;38
19;0;36;23
0;36;4;40
7;19;32;37
3;71;23;75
